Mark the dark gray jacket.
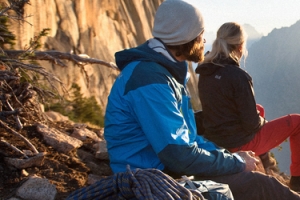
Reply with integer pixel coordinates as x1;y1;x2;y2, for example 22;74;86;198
195;57;265;148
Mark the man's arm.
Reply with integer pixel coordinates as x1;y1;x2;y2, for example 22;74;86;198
157;142;246;176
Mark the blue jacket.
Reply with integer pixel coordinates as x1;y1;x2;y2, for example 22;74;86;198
104;41;245;176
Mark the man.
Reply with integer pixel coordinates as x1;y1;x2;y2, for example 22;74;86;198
104;0;300;199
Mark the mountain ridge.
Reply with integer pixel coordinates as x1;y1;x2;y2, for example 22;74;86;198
244;19;300;174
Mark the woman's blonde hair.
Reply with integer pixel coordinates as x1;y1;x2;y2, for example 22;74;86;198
203;22;248;66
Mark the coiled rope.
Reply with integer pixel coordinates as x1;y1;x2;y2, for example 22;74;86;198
66;166;205;200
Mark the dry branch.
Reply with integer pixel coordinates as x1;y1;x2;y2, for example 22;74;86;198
0;138;28;158
0;119;38;154
3;50;119;70
5;99;23;130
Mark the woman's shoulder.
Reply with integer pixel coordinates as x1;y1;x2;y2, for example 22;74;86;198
225;65;252;80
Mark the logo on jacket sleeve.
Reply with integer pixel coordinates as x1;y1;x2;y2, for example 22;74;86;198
215;75;221;79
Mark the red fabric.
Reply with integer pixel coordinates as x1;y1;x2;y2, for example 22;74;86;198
229;105;300;176
256;104;265;118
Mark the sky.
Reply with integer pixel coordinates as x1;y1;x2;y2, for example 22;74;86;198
186;0;300;36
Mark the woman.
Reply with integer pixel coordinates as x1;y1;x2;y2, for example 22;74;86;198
196;22;300;192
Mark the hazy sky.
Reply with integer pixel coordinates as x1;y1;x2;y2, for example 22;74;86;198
186;0;300;36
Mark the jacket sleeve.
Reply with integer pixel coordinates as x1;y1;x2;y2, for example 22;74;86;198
158;140;246;176
129;79;245;177
233;72;265;133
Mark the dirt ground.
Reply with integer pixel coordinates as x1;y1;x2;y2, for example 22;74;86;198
0;120;292;200
0;121;113;200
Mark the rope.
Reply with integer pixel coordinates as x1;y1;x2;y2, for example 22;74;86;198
66;166;205;200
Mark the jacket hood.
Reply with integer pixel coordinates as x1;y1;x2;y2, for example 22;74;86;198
115;41;188;84
195;62;221;76
195;55;239;76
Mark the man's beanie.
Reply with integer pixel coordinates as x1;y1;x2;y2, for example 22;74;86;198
152;0;204;45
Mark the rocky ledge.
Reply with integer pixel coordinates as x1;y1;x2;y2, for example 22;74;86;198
0;111;112;200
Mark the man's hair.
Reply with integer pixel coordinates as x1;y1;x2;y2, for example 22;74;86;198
203;22;248;65
166;37;203;62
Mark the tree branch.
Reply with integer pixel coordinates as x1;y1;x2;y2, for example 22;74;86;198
0;119;38;154
0;138;29;158
3;50;119;70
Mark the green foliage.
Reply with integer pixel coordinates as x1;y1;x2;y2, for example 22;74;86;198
0;16;16;48
46;83;104;127
17;28;53;91
25;28;50;51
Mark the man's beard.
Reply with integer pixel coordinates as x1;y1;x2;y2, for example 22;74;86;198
185;45;204;63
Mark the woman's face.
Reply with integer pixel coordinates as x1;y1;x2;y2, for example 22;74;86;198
236;42;246;59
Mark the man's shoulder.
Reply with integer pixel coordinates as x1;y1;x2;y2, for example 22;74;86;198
132;61;171;78
123;61;171;95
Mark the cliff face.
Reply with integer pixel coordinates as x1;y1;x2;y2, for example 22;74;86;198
9;0;200;111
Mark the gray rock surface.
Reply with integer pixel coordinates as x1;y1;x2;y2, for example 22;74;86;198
16;175;57;200
36;123;83;153
4;152;46;169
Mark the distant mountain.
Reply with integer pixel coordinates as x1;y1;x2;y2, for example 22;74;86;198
246;20;300;119
243;19;300;174
204;23;263;53
243;24;263;48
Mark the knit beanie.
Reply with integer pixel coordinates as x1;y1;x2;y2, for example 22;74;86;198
152;0;204;45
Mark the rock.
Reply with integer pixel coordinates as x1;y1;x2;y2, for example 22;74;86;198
76;149;95;162
16;175;57;200
4;152;46;169
76;149;112;176
21;169;29;177
95;140;109;160
71;123;101;142
22;150;34;157
44;111;71;122
95;128;104;139
85;161;107;176
87;174;103;185
36;123;83;153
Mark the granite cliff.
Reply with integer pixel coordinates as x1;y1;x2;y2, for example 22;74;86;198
8;0;201;112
